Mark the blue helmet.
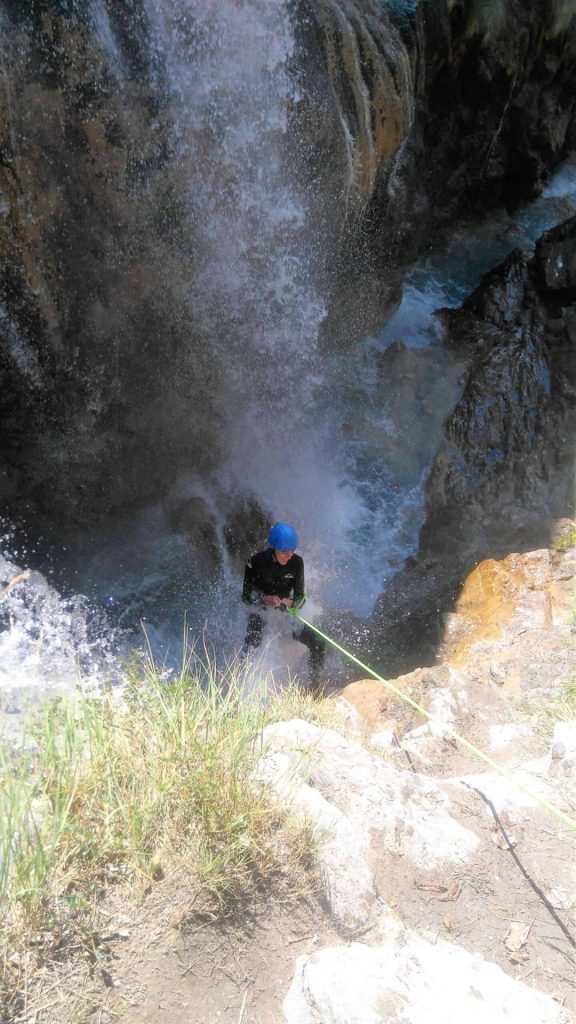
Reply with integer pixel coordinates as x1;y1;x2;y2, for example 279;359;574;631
268;522;298;552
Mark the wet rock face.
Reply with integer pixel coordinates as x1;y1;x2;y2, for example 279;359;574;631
409;0;576;210
423;218;576;560
536;216;576;295
291;0;415;347
222;496;272;576
370;218;576;674
293;0;576;345
0;5;222;521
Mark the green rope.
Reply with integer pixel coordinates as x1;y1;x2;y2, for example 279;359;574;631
286;607;576;832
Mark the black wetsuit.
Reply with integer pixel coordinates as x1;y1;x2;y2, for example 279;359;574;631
241;548;325;688
242;548;305;607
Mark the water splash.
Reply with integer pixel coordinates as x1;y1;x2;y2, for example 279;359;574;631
0;550;120;737
379;157;576;351
91;0;126;74
144;0;326;437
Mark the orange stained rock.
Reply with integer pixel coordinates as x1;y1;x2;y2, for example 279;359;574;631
340;678;395;731
316;1;410;201
445;555;531;666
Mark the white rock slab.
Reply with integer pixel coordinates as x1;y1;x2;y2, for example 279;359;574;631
452;756;569;821
489;722;530;750
260;720;479;869
257;749;377;931
283;938;573;1024
257;720;479;930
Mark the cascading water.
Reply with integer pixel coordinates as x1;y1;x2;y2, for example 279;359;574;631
144;0;326;437
0;0;335;691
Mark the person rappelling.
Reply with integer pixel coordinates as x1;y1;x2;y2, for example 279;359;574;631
241;522;325;694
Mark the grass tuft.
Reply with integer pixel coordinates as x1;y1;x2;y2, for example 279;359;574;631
554;522;576;552
0;648;320;1018
513;676;576;753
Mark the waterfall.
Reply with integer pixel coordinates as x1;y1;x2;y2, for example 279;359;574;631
144;0;326;461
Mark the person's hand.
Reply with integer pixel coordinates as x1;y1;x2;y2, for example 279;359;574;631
263;594;281;608
278;598;293;607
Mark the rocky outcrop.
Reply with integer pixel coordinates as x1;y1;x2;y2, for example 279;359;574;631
369;217;576;674
422;222;576;556
295;0;576;346
257;717;479;931
284;935;573;1024
537;214;576;297
356;542;575;759
258;541;576;1018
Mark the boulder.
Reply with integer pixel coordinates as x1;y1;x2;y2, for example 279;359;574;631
257;719;479;931
283;935;572;1024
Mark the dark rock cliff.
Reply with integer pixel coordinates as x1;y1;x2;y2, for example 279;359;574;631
0;4;222;521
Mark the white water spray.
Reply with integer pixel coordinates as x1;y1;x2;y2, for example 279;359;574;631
145;0;325;408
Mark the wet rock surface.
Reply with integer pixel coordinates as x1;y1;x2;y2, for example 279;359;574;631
369;217;576;675
296;0;576;346
0;5;221;522
537;216;576;295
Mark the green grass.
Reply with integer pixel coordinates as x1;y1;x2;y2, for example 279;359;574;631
514;675;576;753
0;647;324;1015
554;522;576;552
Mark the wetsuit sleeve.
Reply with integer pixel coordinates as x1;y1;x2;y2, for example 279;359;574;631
292;558;305;607
242;559;263;606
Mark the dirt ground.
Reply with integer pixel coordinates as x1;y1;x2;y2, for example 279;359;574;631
108;895;341;1024
368;797;575;1012
15;884;342;1024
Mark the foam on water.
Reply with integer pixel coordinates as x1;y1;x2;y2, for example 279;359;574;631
0;549;121;736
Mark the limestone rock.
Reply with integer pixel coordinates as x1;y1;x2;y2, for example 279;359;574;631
453;755;571;824
257;719;479;931
283;936;572;1024
255;746;377;933
340;667;455;739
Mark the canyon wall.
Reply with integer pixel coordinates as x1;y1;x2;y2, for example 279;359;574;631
0;0;574;525
370;215;576;675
